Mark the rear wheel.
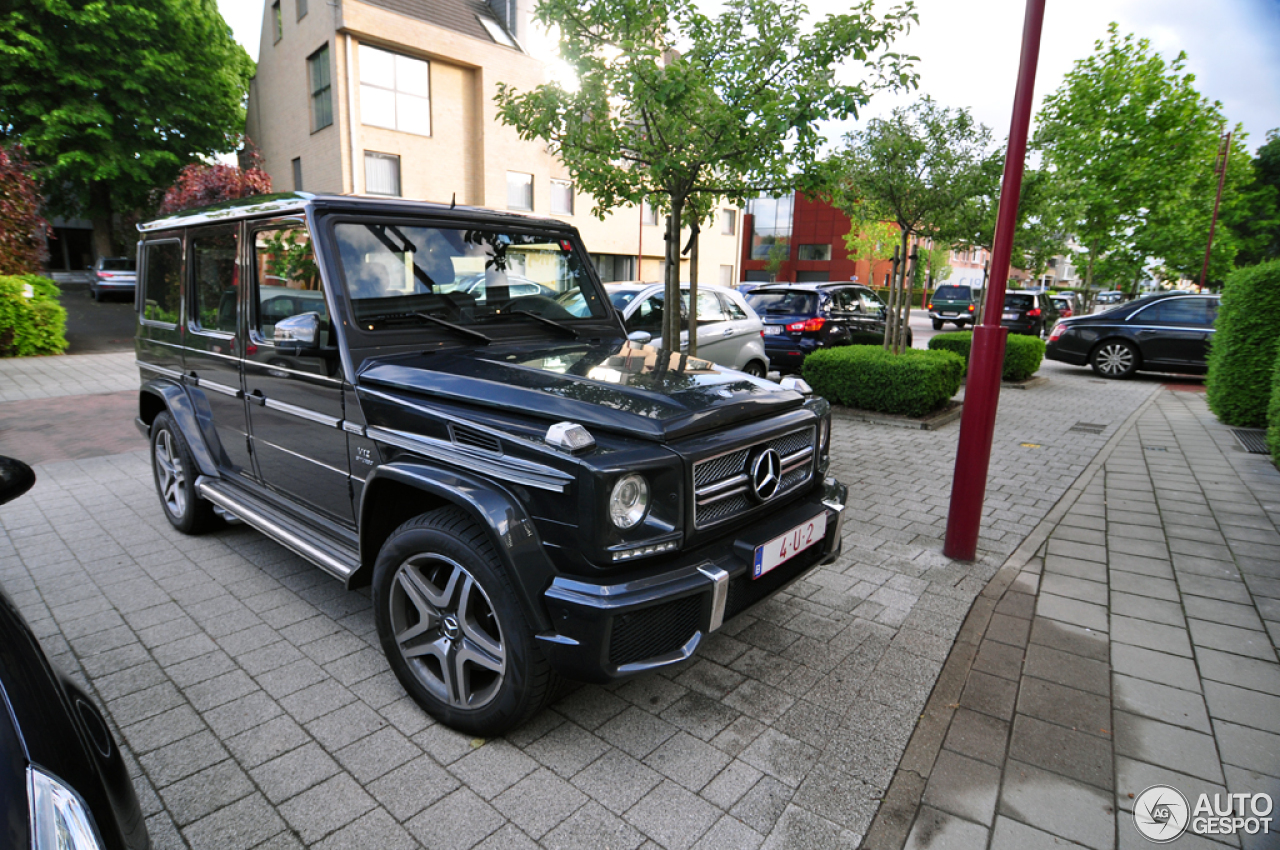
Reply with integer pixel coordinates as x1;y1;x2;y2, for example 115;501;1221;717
742;360;767;378
150;412;220;533
931;319;943;331
373;507;557;736
1090;340;1139;379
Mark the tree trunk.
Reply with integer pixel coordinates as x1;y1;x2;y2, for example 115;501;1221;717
883;244;900;352
686;225;700;357
899;245;918;353
90;181;115;260
662;198;684;350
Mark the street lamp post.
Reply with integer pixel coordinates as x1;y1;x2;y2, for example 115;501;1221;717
943;0;1046;561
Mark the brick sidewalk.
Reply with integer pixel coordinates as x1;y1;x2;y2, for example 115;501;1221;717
0;351;1180;849
882;389;1280;850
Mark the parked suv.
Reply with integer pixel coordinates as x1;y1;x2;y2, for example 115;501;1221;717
133;194;846;735
927;284;977;329
1001;290;1059;337
89;256;137;302
746;282;911;374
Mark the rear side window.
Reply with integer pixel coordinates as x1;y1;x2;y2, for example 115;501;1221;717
720;293;748;321
747;290;817;315
141;240;183;325
934;285;972;300
190;226;239;334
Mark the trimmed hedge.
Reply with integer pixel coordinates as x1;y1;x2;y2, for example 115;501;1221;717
802;345;964;417
926;330;1046;381
1268;355;1280;469
1207;260;1280;427
0;274;68;357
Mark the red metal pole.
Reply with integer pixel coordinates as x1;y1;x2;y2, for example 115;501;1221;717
943;0;1046;561
1198;131;1231;290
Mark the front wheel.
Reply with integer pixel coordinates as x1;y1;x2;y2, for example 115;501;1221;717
1090;340;1139;379
373;507;558;736
150;412;220;534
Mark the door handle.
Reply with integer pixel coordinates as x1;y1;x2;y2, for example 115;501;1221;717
722;329;734;336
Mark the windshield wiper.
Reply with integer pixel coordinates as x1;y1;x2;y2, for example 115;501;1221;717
506;309;580;338
365;311;491;345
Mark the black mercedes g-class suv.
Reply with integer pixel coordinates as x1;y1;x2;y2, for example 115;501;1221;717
134;194;846;735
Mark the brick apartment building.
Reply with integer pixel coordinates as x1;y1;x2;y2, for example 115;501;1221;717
244;0;742;284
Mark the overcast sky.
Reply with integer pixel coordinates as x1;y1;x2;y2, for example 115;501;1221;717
216;0;1280;153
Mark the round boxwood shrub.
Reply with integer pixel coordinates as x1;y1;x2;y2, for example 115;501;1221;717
926;330;1045;381
0;274;68;357
1268;355;1280;469
1207;260;1280;427
802;345;964;417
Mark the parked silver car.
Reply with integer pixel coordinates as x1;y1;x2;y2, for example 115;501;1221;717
89;256;136;301
607;282;770;377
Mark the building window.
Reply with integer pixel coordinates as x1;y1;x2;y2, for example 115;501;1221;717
797;244;831;262
291;158;303;191
272;1;282;42
360;44;431;136
296;0;307;19
308;44;332;132
641;200;658;226
747;195;793;259
551;179;574;215
507;172;533;210
590;254;636;283
721;209;736;235
365;152;401;196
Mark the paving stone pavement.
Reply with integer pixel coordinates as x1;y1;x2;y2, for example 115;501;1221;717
0;351;1174;849
884;388;1280;850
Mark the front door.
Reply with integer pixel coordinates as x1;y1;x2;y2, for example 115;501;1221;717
1132;298;1214;368
243;220;354;526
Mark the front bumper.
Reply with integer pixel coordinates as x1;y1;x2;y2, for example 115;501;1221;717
536;477;847;682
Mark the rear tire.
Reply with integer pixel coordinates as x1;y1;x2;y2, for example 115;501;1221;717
931;319;943;331
1090;340;1139;379
150;412;220;534
373;507;558;736
742;360;767;378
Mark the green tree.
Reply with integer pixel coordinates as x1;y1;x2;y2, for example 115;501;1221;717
843;219;898;286
495;0;918;348
1034;24;1243;293
830;97;994;353
1228;129;1280;268
0;0;253;256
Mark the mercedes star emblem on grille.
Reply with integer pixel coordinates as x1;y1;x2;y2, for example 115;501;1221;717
749;448;782;502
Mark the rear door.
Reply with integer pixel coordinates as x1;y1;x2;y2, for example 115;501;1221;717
691;288;736;363
184;224;254;481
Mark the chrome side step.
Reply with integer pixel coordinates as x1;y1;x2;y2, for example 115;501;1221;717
196;477;359;583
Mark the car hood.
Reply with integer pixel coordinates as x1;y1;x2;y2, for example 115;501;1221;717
356;339;804;442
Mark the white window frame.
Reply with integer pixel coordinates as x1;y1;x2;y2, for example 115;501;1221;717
507;172;533;211
550;179;574;215
721;209;736;235
359;44;431;136
364;151;401;197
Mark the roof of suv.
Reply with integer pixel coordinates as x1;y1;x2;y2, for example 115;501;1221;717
138;192;573;234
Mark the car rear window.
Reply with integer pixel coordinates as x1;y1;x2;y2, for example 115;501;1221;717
1004;294;1035;310
933;285;971;300
102;258;136;271
747;290;817;315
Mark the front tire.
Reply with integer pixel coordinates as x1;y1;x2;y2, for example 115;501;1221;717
373;507;557;736
1090;340;1139;379
150;412;220;534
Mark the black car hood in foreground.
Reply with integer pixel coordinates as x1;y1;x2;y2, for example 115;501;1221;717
357;339;803;442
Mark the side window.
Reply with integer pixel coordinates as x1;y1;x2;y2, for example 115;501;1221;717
720;293;747;321
252;224;329;343
141;240;182;325
1140;299;1208;326
190;226;239;334
627;295;665;333
859;290;885;313
695;290;727;323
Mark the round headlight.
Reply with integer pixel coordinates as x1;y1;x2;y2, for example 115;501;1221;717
609;474;650;529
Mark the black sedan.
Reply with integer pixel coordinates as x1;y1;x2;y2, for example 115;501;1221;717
0;457;151;850
1045;292;1219;379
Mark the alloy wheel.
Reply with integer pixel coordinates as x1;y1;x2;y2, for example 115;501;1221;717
1095;343;1135;377
388;554;506;710
154;430;187;518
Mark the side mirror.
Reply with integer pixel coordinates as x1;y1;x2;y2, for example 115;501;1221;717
274;312;322;356
0;456;36;506
627;330;653;345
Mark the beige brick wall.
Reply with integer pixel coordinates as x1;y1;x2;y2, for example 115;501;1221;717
246;0;739;283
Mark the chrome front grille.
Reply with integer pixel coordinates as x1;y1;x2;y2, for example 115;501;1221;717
692;426;815;529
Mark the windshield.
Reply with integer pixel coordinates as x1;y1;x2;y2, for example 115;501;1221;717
746;290;817;315
933;285;971;301
334;221;608;330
